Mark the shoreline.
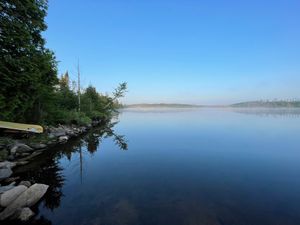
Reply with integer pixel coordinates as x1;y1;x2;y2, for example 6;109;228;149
0;120;105;221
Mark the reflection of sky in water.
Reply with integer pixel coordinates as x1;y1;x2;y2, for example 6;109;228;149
20;108;300;225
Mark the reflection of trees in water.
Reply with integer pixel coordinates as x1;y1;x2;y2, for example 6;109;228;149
84;121;128;154
232;108;300;117
11;120;127;224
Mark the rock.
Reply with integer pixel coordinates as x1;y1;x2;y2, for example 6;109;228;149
0;183;16;194
0;167;12;181
49;127;66;137
19;151;43;161
0;161;16;169
0;183;49;220
16;152;31;158
0;185;27;207
48;133;55;139
58;135;69;142
17;207;35;221
28;143;47;150
16;161;29;166
19;181;31;188
10;144;33;155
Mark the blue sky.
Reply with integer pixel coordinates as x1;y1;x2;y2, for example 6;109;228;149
44;0;300;104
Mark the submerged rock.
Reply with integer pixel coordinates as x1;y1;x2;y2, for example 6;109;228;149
16;207;35;221
0;183;49;220
0;185;27;207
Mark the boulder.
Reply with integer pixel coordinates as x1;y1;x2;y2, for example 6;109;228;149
49;127;66;137
0;167;12;181
19;181;31;188
17;207;35;221
10;144;33;155
0;185;27;207
0;183;16;194
0;161;16;169
0;183;49;220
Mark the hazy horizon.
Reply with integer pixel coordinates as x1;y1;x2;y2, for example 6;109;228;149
45;0;300;104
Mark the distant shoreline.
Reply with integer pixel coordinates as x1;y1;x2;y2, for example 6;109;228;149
124;101;300;109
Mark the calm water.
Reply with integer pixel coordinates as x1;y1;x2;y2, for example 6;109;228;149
11;108;300;225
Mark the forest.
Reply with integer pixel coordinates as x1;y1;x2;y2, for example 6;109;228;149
0;0;126;125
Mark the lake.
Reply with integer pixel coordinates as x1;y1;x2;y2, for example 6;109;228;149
10;108;300;225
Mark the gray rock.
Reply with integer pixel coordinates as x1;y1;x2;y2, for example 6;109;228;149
0;161;16;169
48;133;55;139
0;167;12;180
16;152;31;157
10;144;33;154
19;151;43;161
16;161;29;166
17;207;35;221
49;127;66;137
0;183;49;220
0;185;27;207
58;135;69;142
19;181;31;188
0;183;15;194
28;143;47;150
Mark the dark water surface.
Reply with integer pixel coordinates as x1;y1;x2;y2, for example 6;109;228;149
12;108;300;225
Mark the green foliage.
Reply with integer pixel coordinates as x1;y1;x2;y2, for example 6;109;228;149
81;83;127;120
0;0;58;122
0;1;127;125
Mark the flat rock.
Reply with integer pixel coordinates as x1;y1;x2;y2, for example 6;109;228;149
10;144;33;154
0;167;12;180
0;183;49;220
0;185;27;207
18;207;35;221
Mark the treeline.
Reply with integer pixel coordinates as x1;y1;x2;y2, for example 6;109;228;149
231;100;300;108
0;0;126;125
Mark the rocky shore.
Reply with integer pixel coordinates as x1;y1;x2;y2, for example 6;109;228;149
0;120;101;221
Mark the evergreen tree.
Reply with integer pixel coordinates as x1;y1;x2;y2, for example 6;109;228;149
0;0;57;122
